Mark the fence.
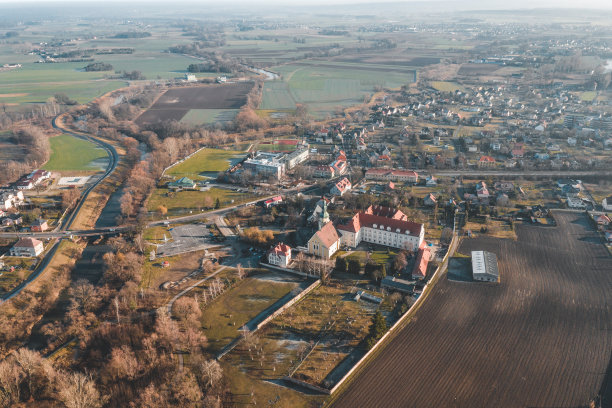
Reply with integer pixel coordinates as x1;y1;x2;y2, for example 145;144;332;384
327;234;459;395
216;279;321;360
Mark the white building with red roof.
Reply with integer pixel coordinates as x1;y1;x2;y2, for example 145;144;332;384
268;243;291;267
365;169;418;184
331;177;352;196
264;195;283;208
10;237;44;257
478;155;496;168
337;205;424;251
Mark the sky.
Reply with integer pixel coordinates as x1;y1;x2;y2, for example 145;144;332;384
0;0;609;6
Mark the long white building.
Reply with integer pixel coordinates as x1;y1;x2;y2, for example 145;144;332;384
337;205;424;251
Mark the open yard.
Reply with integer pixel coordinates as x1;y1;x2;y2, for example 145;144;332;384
135;82;254;125
43;134;108;172
199;273;301;352
147;187;258;216
332;212;612;408
226;282;378;390
165;148;246;179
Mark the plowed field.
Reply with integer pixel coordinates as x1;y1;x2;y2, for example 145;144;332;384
135;81;253;125
332;211;612;408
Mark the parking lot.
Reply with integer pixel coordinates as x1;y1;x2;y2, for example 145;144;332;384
156;224;221;257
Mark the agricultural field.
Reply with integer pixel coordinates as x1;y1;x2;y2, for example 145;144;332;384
179;108;239;125
135;82;254;125
165;147;247;179
43;133;108;172
332;212;612;408
268;62;416;117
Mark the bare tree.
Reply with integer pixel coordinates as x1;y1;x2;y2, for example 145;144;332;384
198;359;223;389
57;371;106;408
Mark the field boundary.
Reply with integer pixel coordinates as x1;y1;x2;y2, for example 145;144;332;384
216;279;321;360
326;234;459;397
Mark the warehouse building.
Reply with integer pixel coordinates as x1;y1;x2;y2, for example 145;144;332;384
471;251;499;282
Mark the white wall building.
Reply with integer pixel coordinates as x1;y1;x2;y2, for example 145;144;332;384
10;237;44;257
268;243;291;267
338;205;424;251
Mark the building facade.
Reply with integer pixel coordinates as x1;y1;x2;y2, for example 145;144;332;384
307;221;340;259
10;237;44;257
268;243;291;267
337;205;424;251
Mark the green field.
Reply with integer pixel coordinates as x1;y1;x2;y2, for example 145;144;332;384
165;148;246;179
580;91;597;102
268;63;415;117
180;109;240;125
43;134;108;171
261;81;296;110
147;187;257;214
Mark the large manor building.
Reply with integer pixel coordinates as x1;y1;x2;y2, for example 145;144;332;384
337;205;424;251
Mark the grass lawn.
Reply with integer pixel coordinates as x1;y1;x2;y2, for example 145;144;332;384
345;250;397;266
200;276;299;352
165;148;246;179
147;187;258;216
580;91;597;102
0;257;36;296
43;134;108;171
430;81;465;92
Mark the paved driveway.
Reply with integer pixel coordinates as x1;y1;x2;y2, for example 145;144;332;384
156;224;219;257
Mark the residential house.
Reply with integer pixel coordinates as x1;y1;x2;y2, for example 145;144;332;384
264;196;283;208
167;177;196;190
493;181;514;192
424;193;437;207
412;242;430;280
425;175;437;187
0;190;24;211
478;156;495;168
10;237;44;257
594;214;611;230
601;196;612;211
268;243;291;267
31;218;48;232
365;169;418;184
331;178;351;197
567;197;587;209
2;214;22;227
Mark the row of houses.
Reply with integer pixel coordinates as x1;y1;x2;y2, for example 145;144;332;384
0;190;24;211
314;150;348;179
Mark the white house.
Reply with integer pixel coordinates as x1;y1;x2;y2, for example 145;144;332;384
425;175;437;187
268;243;291;267
0;190;24;211
602;196;612;211
10;237;44;257
337;205;424;251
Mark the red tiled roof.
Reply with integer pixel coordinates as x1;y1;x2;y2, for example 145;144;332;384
14;237;42;248
338;207;422;237
334;177;351;192
479;155;495;162
315;222;340;248
412;246;430;278
265;196;282;204
270;243;291;256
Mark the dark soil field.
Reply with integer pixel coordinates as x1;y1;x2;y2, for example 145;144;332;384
332;211;612;408
458;63;502;75
135;82;253;125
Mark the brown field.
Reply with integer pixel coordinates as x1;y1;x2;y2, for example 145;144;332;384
332;211;612;408
458;63;502;75
135;82;253;125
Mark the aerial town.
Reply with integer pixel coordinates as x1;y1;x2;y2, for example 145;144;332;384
0;2;610;408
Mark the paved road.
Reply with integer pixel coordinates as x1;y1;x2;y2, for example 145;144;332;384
0;228;124;239
429;169;612;177
52;114;119;231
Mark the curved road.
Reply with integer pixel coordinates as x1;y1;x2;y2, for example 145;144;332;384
2;115;120;302
51;115;120;231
